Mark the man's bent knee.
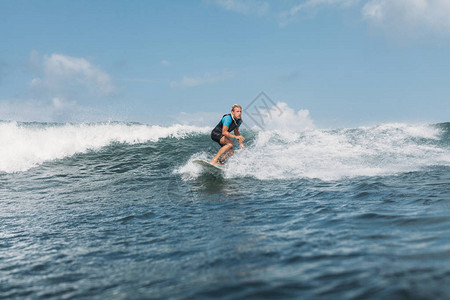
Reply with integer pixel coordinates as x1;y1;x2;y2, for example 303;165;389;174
220;136;233;145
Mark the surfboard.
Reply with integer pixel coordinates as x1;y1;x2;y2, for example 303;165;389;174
193;159;224;174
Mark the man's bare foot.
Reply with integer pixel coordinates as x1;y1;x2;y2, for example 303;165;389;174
210;160;224;166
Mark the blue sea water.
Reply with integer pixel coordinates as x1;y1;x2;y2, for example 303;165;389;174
1;121;450;299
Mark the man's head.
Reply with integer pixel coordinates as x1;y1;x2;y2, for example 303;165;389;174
231;104;242;119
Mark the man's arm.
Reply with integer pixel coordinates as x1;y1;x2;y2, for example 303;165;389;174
222;126;237;139
221;126;244;141
234;127;241;138
234;128;245;149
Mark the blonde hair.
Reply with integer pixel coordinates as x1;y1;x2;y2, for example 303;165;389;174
231;104;242;112
231;104;242;123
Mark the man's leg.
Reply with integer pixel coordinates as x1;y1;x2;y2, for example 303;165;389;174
210;137;233;165
220;147;234;162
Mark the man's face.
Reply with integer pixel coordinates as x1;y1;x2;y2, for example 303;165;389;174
233;107;242;119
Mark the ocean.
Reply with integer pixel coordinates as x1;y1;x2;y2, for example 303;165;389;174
1;120;450;299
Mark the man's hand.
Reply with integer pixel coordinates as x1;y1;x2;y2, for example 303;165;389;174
236;135;245;150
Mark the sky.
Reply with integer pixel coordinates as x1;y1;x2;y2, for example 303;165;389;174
1;0;450;128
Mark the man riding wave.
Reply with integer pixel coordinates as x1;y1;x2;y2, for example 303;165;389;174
210;104;245;166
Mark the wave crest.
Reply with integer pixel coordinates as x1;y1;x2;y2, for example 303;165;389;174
0;121;210;173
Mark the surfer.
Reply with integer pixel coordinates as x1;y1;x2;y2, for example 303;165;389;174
210;104;245;166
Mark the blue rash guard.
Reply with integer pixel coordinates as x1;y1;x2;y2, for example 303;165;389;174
211;114;242;145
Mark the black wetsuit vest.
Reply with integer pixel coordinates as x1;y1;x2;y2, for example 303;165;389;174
211;114;241;145
215;114;240;132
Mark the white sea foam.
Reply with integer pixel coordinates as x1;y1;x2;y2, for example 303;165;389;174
224;123;446;181
179;104;448;181
0;121;210;173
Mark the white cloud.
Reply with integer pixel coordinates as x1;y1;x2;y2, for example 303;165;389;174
278;0;450;37
209;0;450;38
362;0;450;37
31;53;115;96
170;111;220;126
244;101;315;133
266;102;315;132
288;0;357;14
170;71;235;88
0;52;117;123
0;96;117;123
209;0;269;16
279;0;359;26
161;60;170;65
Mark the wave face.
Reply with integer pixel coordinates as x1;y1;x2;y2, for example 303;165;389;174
0;121;209;173
179;122;450;181
2;121;449;180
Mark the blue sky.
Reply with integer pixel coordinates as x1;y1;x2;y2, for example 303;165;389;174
1;0;450;128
